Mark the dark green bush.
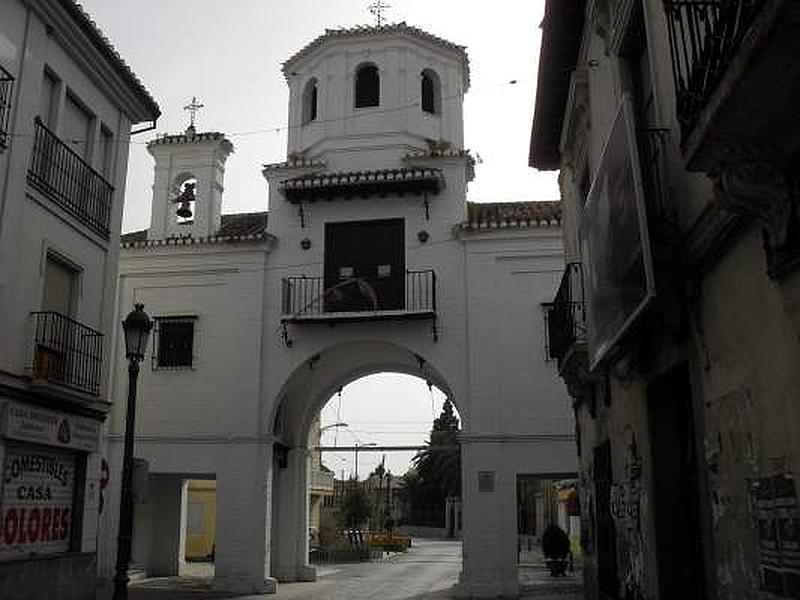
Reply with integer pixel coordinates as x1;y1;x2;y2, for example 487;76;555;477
541;524;570;559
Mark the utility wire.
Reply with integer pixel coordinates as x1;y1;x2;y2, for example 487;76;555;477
2;79;524;146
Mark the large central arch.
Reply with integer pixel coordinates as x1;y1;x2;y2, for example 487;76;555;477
267;340;462;583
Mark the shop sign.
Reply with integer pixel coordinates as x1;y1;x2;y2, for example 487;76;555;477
2;402;99;452
0;444;76;559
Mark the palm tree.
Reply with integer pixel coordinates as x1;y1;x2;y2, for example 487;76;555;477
403;399;461;525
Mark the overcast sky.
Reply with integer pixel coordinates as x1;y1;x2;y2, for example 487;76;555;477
79;0;557;233
80;0;556;478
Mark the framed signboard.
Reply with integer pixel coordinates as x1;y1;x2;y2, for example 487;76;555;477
580;95;656;371
0;443;77;559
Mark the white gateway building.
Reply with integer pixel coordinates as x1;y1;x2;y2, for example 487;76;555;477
99;23;575;598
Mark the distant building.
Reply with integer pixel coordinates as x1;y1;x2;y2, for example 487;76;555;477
533;1;800;598
308;419;334;544
0;1;158;598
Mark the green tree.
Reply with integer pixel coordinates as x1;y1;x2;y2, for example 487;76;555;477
402;399;461;525
340;479;372;528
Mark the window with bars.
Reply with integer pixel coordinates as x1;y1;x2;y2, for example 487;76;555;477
153;316;196;369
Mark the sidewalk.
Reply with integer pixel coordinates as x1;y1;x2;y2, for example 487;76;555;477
518;539;583;599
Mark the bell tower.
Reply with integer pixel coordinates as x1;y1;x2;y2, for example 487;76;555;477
281;22;470;172
146;128;233;240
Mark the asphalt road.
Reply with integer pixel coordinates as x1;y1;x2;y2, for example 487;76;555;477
273;539;462;600
121;538;583;599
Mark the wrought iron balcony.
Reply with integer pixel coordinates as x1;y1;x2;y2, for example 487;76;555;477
282;270;436;320
546;263;586;364
28;311;104;396
280;270;437;345
665;0;768;147
0;65;13;151
28;118;114;238
665;0;766;142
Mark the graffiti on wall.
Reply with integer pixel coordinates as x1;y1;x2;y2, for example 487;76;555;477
751;473;800;597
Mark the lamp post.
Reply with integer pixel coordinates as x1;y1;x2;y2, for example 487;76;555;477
113;304;153;600
318;421;348;463
353;442;377;480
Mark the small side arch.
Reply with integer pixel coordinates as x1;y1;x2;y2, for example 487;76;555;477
354;63;380;108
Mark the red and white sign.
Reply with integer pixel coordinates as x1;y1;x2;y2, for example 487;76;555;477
0;444;75;559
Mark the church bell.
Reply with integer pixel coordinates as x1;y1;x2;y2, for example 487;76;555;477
176;200;193;219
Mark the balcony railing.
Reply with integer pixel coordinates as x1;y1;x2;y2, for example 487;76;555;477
664;0;766;142
0;65;13;150
311;469;335;492
546;263;586;363
280;270;438;345
28;312;104;396
28;117;114;238
282;270;437;319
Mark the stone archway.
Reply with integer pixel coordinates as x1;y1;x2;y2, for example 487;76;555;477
267;340;461;583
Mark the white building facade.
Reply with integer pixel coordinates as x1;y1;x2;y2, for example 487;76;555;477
0;1;159;598
101;23;574;598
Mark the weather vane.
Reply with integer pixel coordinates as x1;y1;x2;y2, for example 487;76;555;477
183;96;204;132
368;1;391;26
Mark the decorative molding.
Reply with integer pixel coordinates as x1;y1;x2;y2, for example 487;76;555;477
560;68;590;172
712;158;800;279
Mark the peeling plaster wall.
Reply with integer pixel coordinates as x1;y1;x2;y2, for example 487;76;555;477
694;225;800;598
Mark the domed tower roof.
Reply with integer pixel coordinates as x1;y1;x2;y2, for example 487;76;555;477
283;22;470;91
281;22;471;170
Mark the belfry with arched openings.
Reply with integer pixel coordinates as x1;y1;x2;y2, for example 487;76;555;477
101;22;573;598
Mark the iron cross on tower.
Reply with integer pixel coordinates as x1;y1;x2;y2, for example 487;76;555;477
183;96;204;132
368;1;391;26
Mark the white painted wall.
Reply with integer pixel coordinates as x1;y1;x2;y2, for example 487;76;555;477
101;26;574;599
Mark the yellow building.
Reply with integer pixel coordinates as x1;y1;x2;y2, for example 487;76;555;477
184;480;217;561
309;419;335;545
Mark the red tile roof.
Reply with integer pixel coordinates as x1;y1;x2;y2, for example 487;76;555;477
461;201;561;230
121;212;268;247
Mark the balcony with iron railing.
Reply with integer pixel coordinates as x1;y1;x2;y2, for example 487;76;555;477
27;117;114;238
27;311;104;397
664;0;798;169
280;270;438;345
0;65;13;151
546;263;586;366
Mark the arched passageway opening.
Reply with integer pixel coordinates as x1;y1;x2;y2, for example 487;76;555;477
268;342;464;584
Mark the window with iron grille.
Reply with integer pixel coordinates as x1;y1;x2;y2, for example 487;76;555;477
153;316;196;369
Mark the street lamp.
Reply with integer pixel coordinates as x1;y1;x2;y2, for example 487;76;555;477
320;421;348;433
113;303;153;600
354;442;377;480
318;422;348;463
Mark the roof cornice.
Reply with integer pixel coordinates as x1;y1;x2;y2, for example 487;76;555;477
26;0;160;123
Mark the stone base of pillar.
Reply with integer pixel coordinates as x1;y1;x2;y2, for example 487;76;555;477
297;564;317;581
213;575;277;594
274;565;316;583
455;572;519;599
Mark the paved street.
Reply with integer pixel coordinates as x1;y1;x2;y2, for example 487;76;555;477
119;538;583;600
